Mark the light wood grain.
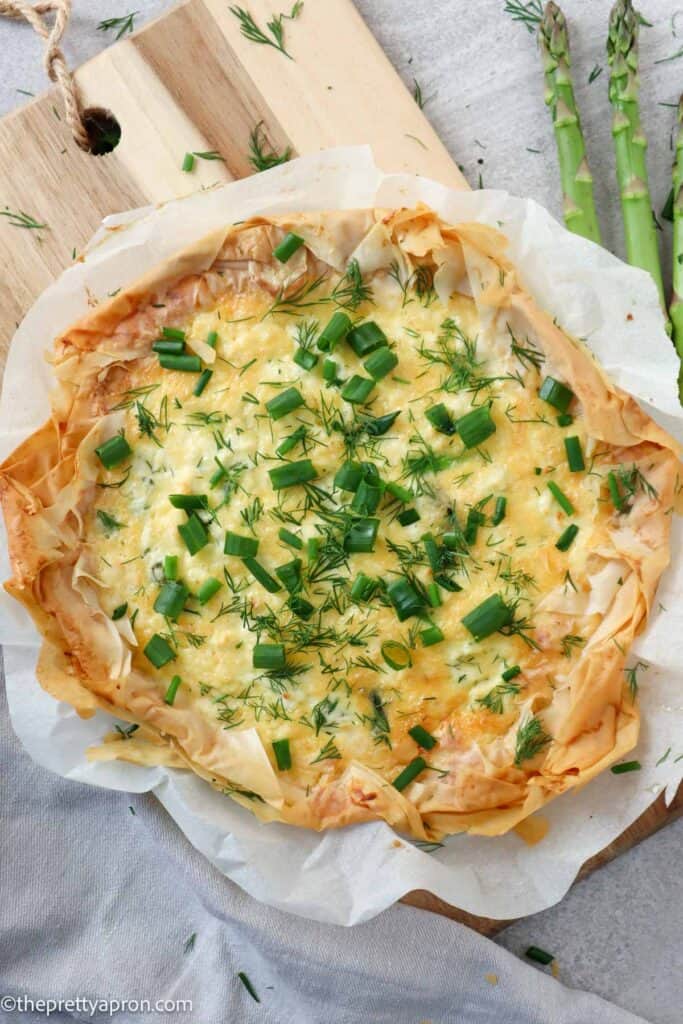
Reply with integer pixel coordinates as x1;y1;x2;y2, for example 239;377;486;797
0;0;678;932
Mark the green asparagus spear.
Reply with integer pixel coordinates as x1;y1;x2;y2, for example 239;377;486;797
539;3;601;243
670;96;683;362
607;0;667;319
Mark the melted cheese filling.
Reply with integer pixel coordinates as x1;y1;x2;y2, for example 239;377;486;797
87;281;611;787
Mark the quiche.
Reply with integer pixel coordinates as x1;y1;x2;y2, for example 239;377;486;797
1;207;678;841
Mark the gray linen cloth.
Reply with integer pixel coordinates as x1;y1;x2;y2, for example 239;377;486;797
0;672;647;1024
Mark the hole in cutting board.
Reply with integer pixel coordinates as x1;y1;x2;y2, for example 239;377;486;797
82;108;121;155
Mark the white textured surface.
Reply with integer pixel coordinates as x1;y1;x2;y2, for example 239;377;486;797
0;2;682;1021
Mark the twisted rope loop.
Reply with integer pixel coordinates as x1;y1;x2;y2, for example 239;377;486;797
0;0;90;150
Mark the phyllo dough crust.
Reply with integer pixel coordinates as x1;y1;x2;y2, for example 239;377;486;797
1;207;678;840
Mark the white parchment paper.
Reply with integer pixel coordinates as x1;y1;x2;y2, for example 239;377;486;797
1;147;681;926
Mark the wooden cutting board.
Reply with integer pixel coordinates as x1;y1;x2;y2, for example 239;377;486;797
0;0;679;934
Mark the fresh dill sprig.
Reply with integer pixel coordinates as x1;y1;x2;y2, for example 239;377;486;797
96;509;126;533
476;681;520;714
624;660;647;700
503;0;543;33
331;258;373;310
97;11;138;40
514;715;551;765
507;324;545;371
366;690;391;748
240;496;264;533
0;207;48;232
248;121;292;173
560;634;585;658
229;3;303;60
310;737;342;763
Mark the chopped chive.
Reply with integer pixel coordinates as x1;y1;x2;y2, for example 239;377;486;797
322;358;338;382
272;737;292;770
307;537;320;560
293;347;318;371
365;410;400;435
164;675;182;705
341;374;375;404
276;425;307;457
456;405;496;448
422;532;440;572
159;354;202;372
557;413;573;427
318;311;352;352
237;972;260;1004
492;496;507;525
351;479;383;514
194;369;213;396
564;436;585;472
278;527;303;550
420;624;444;646
266;386;304;420
435;573;462;592
152;339;185;355
408;725;437;750
387;578;425;621
462;593;512;640
182;152;195;172
334;460;363;492
464;508;485;545
224;531;259;557
275;558;302;593
397;507;420;527
206;330;218;348
177;514;209;555
350;572;375;601
386;481;412;503
144;634;176;668
164;555;178;580
253;643;286;670
112;602;128;620
273;231;304;263
243;557;282;593
525;946;555;966
169;493;207;511
364;346;398;380
289;595;315;619
346;321;387;356
162;327;186;341
153;581;189;620
555;524;579;551
607;470;624;510
427;581;441;607
197;577;222;604
502;665;521;681
95;434;132;469
547;481;575;515
344;517;379;553
210;460;228;487
539;376;574;412
269;459;317;489
611;760;641;774
381;640;412;670
392;756;426;791
425;402;456;435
